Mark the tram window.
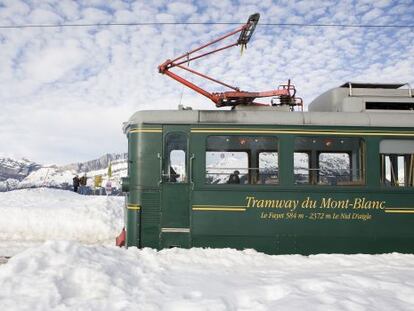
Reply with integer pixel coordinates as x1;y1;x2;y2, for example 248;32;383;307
170;150;186;183
259;152;278;184
380;140;414;187
206;152;248;184
294;137;364;186
294;152;310;184
164;132;187;183
205;136;278;185
319;153;351;185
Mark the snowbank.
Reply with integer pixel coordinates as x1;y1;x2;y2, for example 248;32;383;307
0;241;414;310
0;188;124;253
17;166;76;189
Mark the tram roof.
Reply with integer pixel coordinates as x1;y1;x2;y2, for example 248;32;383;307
340;82;407;89
124;108;414;133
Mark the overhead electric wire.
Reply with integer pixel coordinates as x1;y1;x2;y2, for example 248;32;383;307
0;21;413;29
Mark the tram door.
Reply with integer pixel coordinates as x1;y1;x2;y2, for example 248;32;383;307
160;125;191;248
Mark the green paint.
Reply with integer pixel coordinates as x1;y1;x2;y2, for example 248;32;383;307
123;123;414;254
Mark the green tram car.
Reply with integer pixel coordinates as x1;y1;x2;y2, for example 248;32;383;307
121;83;414;254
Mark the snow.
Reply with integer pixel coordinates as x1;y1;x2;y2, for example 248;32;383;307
1;188;414;310
0;188;123;255
1;242;414;310
18;166;76;189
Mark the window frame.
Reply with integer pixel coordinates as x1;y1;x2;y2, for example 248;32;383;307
293;136;366;187
204;135;279;186
164;131;188;184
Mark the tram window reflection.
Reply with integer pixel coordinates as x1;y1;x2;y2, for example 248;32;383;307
319;153;351;185
294;152;310;184
170;150;186;183
205;136;278;185
259;152;278;184
294;137;364;186
206;152;248;184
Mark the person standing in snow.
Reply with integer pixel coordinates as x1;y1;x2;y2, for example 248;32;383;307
79;174;87;195
72;175;80;193
94;175;103;195
105;180;112;195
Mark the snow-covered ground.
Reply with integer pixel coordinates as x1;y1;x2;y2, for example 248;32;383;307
0;188;124;256
1;188;414;310
1;243;414;310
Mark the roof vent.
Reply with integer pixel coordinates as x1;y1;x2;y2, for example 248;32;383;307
309;82;414;112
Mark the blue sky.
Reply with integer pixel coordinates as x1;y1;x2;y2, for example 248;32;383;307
0;0;413;164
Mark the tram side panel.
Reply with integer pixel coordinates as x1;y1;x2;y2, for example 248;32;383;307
190;188;414;254
125;127;162;249
188;128;414;255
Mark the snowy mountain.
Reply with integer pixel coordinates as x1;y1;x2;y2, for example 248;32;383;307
0;153;127;192
0;158;41;182
62;153;127;173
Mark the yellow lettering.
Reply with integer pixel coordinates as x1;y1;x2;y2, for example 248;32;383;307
353;198;385;210
352;213;372;221
320;198;331;208
320;198;350;209
257;200;265;208
301;197;317;209
245;196;255;208
247;196;386;212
